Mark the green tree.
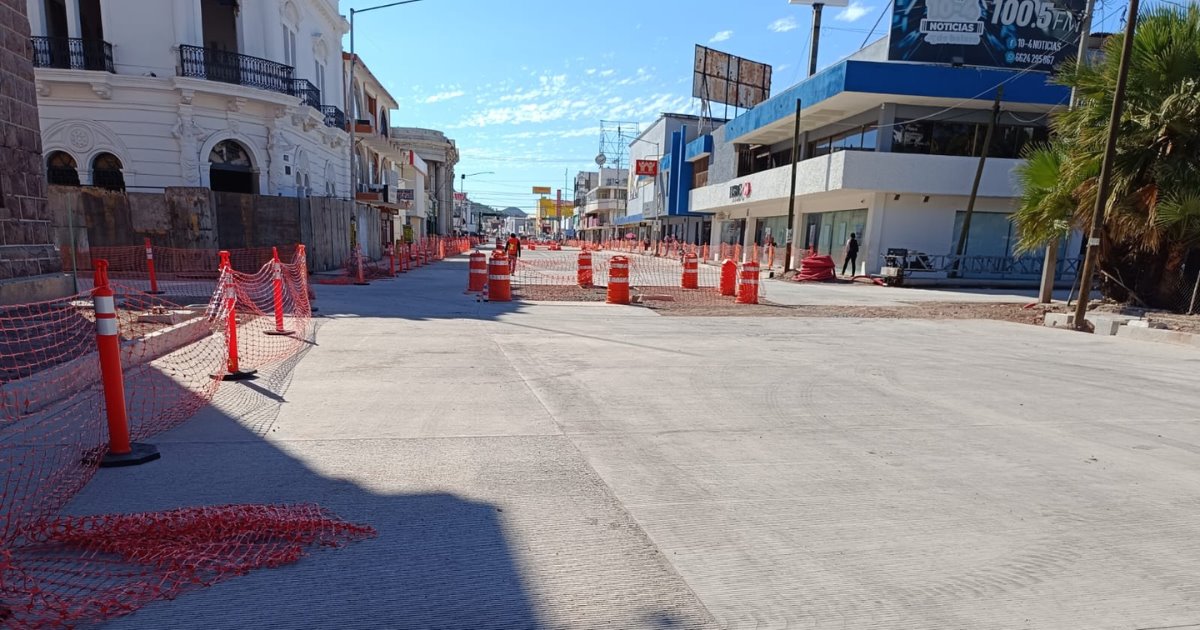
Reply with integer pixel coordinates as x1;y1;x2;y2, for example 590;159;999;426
1013;5;1200;308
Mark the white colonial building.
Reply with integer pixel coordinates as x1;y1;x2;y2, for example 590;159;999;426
27;0;349;197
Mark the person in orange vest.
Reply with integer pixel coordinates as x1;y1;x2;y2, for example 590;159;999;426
506;233;522;273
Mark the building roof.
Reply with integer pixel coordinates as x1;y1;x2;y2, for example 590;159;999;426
724;59;1070;145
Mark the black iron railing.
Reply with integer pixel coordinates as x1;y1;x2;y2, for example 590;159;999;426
320;106;346;130
31;37;114;73
290;78;321;109
178;44;294;95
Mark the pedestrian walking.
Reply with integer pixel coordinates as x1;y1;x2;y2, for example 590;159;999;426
842;233;859;277
506;233;521;273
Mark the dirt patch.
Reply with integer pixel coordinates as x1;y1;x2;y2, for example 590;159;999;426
512;285;608;302
646;300;1052;325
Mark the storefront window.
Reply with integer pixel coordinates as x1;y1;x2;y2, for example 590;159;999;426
803;208;867;260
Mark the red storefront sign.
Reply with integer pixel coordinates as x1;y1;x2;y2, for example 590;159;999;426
635;160;658;177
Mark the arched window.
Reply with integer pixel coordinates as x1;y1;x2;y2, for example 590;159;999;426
91;153;125;191
209;139;256;194
46;151;80;186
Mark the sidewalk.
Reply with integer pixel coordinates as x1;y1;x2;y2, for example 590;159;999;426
65;254;1200;629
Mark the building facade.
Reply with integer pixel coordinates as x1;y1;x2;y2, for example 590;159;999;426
345;52;406;248
2;0;67;304
577;167;627;242
688;42;1083;282
624;113;722;245
390;127;457;237
26;0;350;198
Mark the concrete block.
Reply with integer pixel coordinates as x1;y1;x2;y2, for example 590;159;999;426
1043;313;1074;329
1117;325;1200;348
1086;314;1135;336
136;309;199;325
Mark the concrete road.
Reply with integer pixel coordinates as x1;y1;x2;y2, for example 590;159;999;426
68;255;1200;629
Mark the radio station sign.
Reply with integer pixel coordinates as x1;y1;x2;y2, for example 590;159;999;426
888;0;1084;72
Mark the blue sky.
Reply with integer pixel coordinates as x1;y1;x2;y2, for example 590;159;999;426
344;0;1130;213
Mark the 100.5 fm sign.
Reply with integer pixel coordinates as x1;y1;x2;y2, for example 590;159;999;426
888;0;1084;72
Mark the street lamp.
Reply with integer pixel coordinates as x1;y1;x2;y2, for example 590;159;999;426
346;0;426;202
629;137;664;245
460;171;494;234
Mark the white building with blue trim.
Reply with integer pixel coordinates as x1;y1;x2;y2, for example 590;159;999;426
666;41;1083;283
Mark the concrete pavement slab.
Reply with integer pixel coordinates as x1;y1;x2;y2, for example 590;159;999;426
61;254;1200;629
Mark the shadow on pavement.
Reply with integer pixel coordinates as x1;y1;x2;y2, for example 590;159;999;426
60;330;544;629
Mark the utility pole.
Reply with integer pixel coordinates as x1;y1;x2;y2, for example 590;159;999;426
783;98;802;273
809;3;824;76
1039;0;1096;303
347;1;426;204
1074;0;1140;331
952;86;1003;277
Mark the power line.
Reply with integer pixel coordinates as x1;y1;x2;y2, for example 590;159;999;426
861;0;894;48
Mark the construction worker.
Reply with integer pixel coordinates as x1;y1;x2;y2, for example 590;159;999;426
506;233;521;273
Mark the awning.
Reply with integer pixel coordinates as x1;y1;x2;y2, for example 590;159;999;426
615;213;644;226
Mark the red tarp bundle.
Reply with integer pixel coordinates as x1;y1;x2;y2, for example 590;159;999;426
795;255;837;282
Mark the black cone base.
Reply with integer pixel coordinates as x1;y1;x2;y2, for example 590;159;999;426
101;442;161;468
218;369;258;382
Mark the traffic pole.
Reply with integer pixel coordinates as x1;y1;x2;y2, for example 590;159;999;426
264;247;294;336
144;238;164;295
217;251;257;381
353;245;369;285
93;260;160;467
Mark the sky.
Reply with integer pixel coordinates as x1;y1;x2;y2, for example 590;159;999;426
343;0;1132;214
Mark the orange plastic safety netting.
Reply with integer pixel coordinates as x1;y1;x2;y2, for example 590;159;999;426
507;247;767;305
63;243;300;306
0;246;372;627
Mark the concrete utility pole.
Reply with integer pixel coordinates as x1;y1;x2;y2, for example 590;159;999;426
783;98;801;273
1074;0;1141;331
1039;0;1096;303
952;86;1003;278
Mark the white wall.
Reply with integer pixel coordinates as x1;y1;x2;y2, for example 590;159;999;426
30;0;350;197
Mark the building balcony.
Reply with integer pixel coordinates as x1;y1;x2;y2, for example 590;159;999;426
320;105;346;130
583;199;625;215
178;44;294;96
689;150;1023;214
31;37;113;73
290;78;321;109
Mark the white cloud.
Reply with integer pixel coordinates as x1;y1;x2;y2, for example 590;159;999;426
599;69;615;77
423;90;465;104
586;68;597;75
769;16;799;32
835;1;872;22
709;30;733;43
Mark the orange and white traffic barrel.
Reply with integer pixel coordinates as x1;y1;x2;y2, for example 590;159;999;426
608;255;630;305
736;261;759;304
488;250;512;302
682;252;699;289
720;259;737;296
578;251;593;288
467;250;488;293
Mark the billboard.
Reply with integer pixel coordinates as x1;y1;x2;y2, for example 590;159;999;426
692;45;773;110
532;186;552;195
888;0;1085;72
538;198;570;218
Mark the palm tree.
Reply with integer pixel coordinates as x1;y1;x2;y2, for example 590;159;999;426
1013;4;1200;308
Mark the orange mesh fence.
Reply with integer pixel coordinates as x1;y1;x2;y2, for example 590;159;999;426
64;242;300;304
508;249;767;305
316;237;476;285
0;245;372;627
